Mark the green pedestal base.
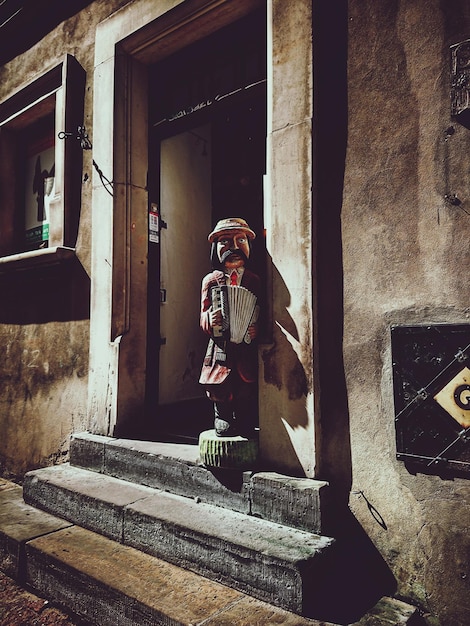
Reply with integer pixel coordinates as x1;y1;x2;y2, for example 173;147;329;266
198;430;258;469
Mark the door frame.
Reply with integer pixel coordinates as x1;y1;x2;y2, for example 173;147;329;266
87;0;318;477
88;0;265;437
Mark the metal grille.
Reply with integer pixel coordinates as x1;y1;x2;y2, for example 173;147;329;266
391;324;470;476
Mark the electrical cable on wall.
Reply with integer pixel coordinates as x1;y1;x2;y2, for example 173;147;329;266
58;126;114;196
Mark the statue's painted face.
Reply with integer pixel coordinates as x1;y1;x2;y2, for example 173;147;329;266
216;230;250;269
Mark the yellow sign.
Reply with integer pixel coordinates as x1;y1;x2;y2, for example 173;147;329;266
434;366;470;428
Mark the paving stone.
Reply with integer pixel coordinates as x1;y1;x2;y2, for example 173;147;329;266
0;570;88;626
200;595;338;625
0;472;422;626
70;434;331;529
24;525;337;626
15;440;424;625
0;479;20;493
354;597;421;625
23;463;335;615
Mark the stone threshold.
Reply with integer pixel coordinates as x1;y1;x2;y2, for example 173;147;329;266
69;432;329;534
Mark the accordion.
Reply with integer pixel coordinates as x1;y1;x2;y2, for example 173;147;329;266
212;285;259;344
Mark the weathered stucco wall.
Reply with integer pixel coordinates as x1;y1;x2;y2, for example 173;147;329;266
344;1;470;624
0;0;130;477
260;0;316;478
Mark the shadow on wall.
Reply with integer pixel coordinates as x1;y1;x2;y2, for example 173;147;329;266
261;1;401;620
312;0;352;507
307;3;413;623
0;257;90;324
261;260;309;477
259;328;398;620
260;0;353;490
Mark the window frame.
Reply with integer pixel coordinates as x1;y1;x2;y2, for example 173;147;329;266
0;54;85;271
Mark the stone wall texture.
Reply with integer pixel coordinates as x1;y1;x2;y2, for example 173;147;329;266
344;2;470;625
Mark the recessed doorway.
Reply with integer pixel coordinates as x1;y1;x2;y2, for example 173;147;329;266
146;10;266;442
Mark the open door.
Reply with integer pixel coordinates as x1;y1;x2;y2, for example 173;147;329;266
147;10;266;442
158;125;213;437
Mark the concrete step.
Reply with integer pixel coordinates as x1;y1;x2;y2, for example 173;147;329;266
23;463;334;616
69;432;330;534
0;478;424;625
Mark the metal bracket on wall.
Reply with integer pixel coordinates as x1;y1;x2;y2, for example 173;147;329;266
58;125;113;196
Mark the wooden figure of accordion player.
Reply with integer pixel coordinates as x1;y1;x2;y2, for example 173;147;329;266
199;218;260;438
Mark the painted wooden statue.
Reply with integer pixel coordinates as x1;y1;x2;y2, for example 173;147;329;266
199;218;260;437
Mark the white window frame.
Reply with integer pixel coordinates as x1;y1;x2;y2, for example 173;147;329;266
0;54;85;271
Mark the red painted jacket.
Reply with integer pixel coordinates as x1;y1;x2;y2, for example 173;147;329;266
199;268;260;386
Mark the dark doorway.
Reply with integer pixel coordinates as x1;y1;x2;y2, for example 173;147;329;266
146;10;266;443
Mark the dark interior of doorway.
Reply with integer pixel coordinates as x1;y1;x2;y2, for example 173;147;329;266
146;11;266;444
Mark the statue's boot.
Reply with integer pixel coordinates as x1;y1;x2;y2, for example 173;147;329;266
214;402;238;437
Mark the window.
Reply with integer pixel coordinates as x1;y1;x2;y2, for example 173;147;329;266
0;54;85;269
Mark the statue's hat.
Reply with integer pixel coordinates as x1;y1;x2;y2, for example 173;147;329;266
208;218;256;243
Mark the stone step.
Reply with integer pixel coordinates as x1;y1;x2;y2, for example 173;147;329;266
0;478;423;625
22;463;334;616
0;480;335;625
0;479;72;581
28;525;317;626
69;432;329;534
